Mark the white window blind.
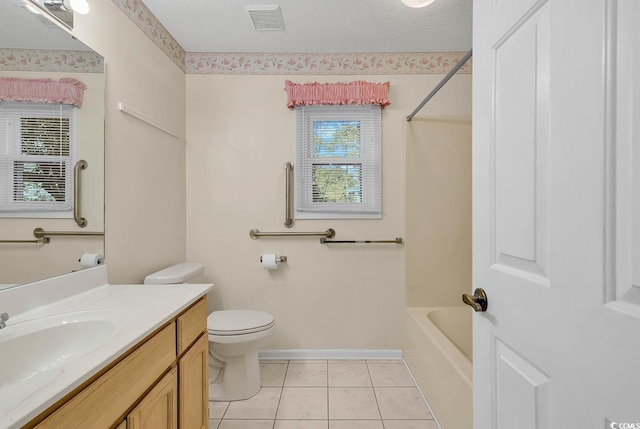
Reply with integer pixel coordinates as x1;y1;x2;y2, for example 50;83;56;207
0;102;76;215
294;104;381;219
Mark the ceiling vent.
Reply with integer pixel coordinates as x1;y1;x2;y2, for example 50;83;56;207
245;5;285;31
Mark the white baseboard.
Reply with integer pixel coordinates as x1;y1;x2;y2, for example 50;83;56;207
259;349;403;360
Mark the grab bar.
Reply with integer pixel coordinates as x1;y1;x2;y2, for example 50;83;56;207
321;237;403;244
74;159;88;227
33;228;104;239
250;228;336;240
0;237;49;244
284;162;293;228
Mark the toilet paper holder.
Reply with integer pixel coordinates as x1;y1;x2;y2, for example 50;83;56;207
260;255;287;263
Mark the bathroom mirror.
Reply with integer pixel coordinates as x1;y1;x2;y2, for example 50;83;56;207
0;0;105;289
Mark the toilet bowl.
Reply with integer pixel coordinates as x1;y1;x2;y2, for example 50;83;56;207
144;263;275;401
207;310;275;401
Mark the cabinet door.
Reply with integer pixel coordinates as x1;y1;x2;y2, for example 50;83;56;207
179;334;209;429
128;367;177;429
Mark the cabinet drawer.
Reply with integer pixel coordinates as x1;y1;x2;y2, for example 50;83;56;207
34;323;176;429
176;297;207;355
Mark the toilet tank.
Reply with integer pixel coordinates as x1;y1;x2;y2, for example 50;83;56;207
144;262;205;284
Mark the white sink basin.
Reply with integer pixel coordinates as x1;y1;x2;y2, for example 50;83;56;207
0;311;120;387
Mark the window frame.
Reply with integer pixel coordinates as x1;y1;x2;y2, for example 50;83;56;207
0;101;77;218
294;104;382;219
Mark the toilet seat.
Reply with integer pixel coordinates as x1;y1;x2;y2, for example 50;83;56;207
207;310;275;336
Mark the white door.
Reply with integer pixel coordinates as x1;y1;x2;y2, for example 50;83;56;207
472;0;640;427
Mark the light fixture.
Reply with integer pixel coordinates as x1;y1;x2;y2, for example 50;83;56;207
68;0;89;15
401;0;436;7
42;0;89;14
23;0;89;29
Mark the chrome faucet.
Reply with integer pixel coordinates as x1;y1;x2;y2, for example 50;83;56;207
0;312;8;329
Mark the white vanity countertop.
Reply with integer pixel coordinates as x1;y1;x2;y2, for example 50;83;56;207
0;267;212;429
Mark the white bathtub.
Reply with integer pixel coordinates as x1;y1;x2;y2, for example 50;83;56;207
404;307;472;429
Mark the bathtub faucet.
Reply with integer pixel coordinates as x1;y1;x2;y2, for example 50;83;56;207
0;312;8;329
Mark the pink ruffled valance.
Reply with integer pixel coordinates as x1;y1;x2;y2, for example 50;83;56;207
0;77;86;108
285;80;390;109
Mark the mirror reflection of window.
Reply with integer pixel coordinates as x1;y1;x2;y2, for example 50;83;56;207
0;102;77;215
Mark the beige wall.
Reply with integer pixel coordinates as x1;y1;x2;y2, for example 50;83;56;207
74;0;187;283
405;117;472;307
3;0;472;348
30;0;470;348
186;74;471;349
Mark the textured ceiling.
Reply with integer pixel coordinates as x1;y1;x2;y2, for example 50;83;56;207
142;0;473;53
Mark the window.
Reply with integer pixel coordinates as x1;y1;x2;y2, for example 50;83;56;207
0;102;77;216
294;104;381;219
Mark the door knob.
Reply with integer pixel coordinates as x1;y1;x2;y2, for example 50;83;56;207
462;288;488;312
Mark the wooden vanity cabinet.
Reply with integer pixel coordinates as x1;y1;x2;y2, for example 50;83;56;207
28;297;208;429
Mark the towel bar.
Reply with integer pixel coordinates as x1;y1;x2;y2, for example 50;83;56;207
320;237;403;244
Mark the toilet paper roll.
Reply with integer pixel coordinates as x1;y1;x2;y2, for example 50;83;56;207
79;253;105;269
261;254;278;270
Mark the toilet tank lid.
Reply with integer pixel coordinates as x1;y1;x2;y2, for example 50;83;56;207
144;262;205;284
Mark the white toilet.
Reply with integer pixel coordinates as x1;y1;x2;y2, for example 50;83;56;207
144;262;275;401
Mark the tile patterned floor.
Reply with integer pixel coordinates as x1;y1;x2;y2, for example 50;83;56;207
208;360;438;429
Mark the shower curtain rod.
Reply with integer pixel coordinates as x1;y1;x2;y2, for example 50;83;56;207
406;49;473;121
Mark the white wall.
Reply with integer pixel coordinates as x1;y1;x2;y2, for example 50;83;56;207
186;73;471;349
74;0;187;283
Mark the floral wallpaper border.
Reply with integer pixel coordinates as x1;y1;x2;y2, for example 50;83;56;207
110;0;186;71
0;49;104;73
4;4;471;77
186;52;472;75
110;0;471;76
